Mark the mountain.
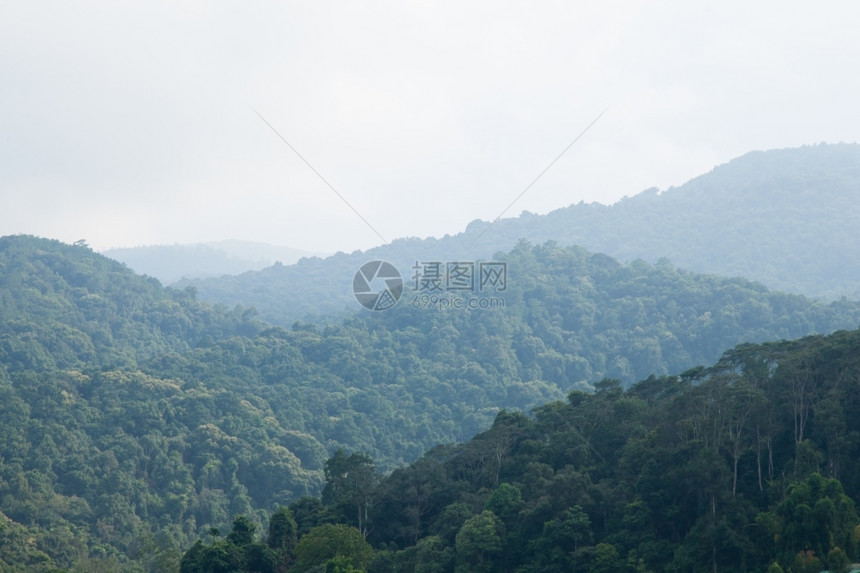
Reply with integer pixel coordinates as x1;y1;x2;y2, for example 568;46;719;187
2;235;860;569
208;327;860;573
102;240;327;285
177;143;860;324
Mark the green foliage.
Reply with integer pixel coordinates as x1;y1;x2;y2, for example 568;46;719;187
323;451;378;537
227;515;258;547
291;328;860;573
790;550;822;573
826;546;850;573
293;524;373;572
483;483;522;525
0;511;69;572
763;473;859;563
325;554;364;573
267;506;298;558
4;234;860;570
179;515;282;573
454;511;504;573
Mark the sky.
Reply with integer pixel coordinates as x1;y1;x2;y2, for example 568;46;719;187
2;1;860;254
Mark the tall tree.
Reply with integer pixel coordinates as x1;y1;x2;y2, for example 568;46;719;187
323;450;379;537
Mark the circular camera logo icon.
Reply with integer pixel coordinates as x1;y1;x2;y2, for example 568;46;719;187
353;261;403;311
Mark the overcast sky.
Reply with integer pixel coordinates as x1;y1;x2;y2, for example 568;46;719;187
2;1;859;253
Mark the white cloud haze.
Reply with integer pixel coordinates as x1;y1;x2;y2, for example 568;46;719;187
2;1;859;253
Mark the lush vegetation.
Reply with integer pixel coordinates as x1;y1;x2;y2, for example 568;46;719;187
185;328;860;572
177;143;860;323
2;234;860;570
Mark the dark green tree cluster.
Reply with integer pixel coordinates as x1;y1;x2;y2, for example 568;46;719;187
180;509;374;573
180;510;299;573
228;327;860;573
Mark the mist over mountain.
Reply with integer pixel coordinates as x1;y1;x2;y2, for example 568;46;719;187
506;142;860;299
178;143;860;325
102;240;327;285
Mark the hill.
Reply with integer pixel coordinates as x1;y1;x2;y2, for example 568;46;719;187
2;235;860;569
178;143;860;324
223;326;860;573
102;240;327;285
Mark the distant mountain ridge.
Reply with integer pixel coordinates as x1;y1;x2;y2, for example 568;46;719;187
102;240;327;285
179;143;860;325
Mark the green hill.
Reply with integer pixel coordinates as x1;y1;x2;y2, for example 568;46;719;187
185;327;860;573
0;236;264;370
2;235;860;570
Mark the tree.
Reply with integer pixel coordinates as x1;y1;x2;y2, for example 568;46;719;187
244;542;278;573
293;524;373;572
289;497;330;537
179;515;276;573
589;542;622;573
484;483;523;526
267;506;298;566
370;455;454;546
769;473;859;564
325;554;363;572
723;378;765;496
790;550;822;573
183;540;242;573
227;515;257;547
323;451;379;537
454;510;504;573
179;540;206;573
826;546;850;573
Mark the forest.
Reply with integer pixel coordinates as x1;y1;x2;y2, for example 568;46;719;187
1;234;860;571
181;328;860;573
177;143;860;324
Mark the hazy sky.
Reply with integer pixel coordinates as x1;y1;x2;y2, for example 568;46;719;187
3;1;859;253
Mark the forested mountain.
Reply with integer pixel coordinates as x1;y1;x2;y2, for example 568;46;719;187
2;234;860;570
179;143;860;324
189;327;860;573
102;241;326;285
0;237;264;369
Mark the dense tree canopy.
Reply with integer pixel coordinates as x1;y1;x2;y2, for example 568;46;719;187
174;326;860;572
2;234;860;570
